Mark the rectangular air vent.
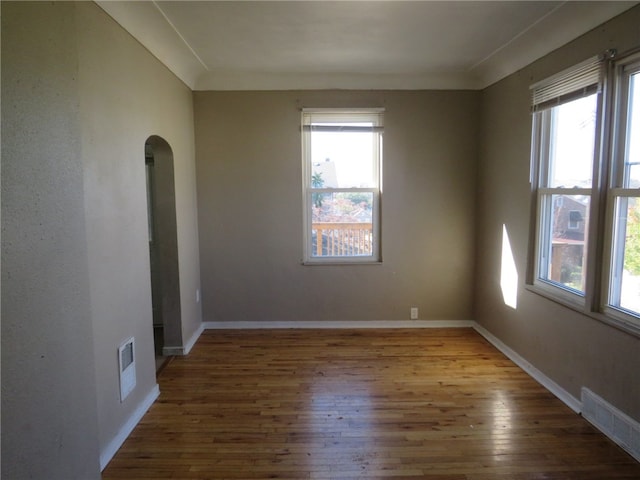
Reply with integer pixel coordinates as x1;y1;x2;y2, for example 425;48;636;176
118;337;136;402
581;387;640;462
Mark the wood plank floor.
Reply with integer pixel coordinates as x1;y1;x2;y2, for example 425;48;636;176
102;328;640;479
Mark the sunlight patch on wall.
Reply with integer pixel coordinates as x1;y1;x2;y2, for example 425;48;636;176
500;225;518;309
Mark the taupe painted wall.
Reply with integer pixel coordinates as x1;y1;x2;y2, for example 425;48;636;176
76;2;201;458
1;3;101;478
2;2;202;477
475;5;640;421
195;90;479;323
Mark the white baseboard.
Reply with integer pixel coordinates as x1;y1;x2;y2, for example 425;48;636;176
473;323;582;413
475;324;640;462
202;319;476;329
100;383;160;471
162;323;205;356
183;323;204;354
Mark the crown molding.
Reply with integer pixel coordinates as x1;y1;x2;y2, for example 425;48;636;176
97;1;638;92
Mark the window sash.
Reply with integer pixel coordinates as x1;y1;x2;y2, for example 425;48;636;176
531;60;602;301
609;60;640;189
608;196;634;311
536;192;591;296
604;56;640;320
305;189;380;261
302;109;383;263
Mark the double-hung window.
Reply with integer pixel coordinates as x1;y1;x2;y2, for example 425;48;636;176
301;109;383;264
529;50;640;335
606;53;640;321
530;57;603;299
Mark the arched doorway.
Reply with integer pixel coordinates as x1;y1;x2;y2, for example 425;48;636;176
145;136;182;372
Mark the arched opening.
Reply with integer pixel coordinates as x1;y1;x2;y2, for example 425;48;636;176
145;136;182;372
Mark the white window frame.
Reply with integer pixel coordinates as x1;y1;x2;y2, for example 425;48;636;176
602;52;640;330
301;108;383;264
527;50;640;337
529;56;604;306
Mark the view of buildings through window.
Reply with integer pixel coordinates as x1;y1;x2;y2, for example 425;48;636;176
548;194;589;290
538;94;596;293
302;110;382;261
533;56;640;323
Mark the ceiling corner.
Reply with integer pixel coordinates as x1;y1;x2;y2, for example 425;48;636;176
96;0;206;89
471;1;639;89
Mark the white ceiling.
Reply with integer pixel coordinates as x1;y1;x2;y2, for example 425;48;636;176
97;1;637;90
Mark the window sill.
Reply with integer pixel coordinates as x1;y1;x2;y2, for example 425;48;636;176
302;260;383;266
525;283;640;339
527;280;586;310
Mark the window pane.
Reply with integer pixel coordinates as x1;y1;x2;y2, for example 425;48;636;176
539;194;590;292
547;94;597;188
311;192;374;257
624;72;640;187
610;197;640;314
310;130;376;188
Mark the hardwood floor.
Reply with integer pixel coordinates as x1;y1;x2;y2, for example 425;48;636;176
102;328;640;479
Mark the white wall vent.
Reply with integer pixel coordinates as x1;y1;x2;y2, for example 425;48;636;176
581;387;640;462
118;337;136;402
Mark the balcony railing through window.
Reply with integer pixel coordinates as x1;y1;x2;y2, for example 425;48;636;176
312;222;373;257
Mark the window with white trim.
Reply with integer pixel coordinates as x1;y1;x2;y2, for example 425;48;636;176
302;109;383;263
530;56;603;297
529;50;640;335
606;54;640;320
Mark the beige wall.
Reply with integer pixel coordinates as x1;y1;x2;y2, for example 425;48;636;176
2;2;202;477
1;3;101;478
76;2;201;460
195;90;479;323
475;5;640;420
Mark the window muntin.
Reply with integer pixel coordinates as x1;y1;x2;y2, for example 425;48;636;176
302;109;383;263
607;62;640;318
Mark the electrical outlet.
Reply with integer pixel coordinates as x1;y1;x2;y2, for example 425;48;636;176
410;307;418;320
